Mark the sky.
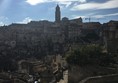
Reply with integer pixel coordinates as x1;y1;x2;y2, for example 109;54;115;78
0;0;118;26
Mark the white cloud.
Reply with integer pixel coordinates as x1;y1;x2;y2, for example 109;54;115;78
0;22;4;26
25;0;86;6
18;17;32;24
0;16;8;26
92;13;118;18
71;0;118;10
26;0;45;5
58;1;72;8
73;13;118;19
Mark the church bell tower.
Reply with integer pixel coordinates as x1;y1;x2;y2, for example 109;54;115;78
55;4;61;23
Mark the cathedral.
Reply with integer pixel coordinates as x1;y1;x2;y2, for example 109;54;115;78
54;4;83;24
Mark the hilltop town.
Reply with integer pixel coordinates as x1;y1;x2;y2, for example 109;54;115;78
0;5;118;83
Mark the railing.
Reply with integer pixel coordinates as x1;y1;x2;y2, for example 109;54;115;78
79;74;118;83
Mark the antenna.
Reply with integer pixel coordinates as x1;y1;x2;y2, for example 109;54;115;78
85;17;105;22
85;16;91;22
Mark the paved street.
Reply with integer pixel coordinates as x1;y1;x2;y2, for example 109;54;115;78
57;70;68;83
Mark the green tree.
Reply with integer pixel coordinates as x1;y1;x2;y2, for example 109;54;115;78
66;45;115;66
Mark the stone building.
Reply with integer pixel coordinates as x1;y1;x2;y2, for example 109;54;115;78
83;22;101;29
0;5;83;45
18;59;46;74
102;20;118;53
